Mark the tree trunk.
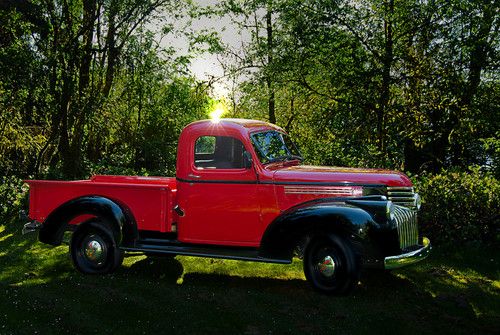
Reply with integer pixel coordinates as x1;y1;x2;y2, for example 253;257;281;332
378;0;394;161
266;3;276;124
103;0;118;98
59;70;76;178
59;0;84;178
79;0;97;94
447;4;495;167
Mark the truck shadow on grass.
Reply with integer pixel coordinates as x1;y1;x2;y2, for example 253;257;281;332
118;252;438;309
122;256;184;283
124;255;310;293
125;256;404;293
117;255;498;334
1;219;499;334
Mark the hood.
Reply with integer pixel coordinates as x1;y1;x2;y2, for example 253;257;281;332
271;165;412;187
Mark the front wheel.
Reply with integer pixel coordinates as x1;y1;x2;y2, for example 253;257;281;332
303;234;360;295
70;220;123;274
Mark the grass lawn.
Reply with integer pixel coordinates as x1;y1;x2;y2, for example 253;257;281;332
1;217;499;335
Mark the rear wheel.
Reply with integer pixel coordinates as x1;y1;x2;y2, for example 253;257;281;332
70;220;123;274
303;234;360;295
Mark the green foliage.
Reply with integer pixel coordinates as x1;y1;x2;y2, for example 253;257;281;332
414;168;500;245
0;176;28;221
0;0;212;179
215;0;500;173
195;136;216;154
0;9;48;176
481;133;500;179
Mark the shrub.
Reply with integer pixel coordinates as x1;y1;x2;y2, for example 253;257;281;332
413;168;500;245
0;176;29;222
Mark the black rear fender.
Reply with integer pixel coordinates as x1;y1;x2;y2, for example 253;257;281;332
39;196;138;246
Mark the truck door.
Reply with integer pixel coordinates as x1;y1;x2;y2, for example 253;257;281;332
176;135;261;246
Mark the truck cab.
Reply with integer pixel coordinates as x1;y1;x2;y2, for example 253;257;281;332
23;118;431;295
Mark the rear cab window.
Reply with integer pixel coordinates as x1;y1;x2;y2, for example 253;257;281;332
194;136;247;169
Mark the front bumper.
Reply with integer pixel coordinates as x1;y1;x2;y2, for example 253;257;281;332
384;237;431;269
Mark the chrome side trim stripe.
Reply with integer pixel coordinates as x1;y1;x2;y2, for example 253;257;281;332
284;186;363;196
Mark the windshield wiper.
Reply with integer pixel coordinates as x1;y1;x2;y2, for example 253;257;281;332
287;155;304;162
265;155;304;164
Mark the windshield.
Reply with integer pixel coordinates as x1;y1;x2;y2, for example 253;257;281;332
251;131;303;164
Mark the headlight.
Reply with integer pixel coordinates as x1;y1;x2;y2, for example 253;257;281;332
414;193;422;210
386;201;395;221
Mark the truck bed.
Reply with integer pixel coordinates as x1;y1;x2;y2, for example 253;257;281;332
27;175;177;232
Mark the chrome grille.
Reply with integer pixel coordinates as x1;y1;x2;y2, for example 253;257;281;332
394;205;419;250
386;186;416;209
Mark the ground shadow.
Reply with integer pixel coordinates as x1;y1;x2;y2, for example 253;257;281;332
181;271;309;293
123;255;184;284
1;218;499;334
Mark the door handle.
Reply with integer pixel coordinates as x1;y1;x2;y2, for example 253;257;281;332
188;174;201;179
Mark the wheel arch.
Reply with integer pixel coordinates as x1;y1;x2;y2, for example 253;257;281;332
259;201;375;260
39;195;138;247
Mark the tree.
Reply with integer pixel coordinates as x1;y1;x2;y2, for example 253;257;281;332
205;0;499;172
208;0;283;124
0;0;211;178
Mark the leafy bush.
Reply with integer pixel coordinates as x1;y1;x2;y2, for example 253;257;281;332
0;176;29;221
414;168;500;245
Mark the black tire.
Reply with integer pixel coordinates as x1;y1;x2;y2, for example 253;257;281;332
70;220;123;274
303;234;360;295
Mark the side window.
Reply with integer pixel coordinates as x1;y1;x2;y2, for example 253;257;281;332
194;136;247;169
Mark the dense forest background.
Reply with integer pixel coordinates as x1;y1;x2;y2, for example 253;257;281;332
1;0;499;243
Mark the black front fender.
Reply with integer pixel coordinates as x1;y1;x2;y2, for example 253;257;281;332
39;196;138;246
259;200;378;260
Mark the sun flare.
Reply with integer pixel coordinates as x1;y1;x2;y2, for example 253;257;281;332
209;103;226;123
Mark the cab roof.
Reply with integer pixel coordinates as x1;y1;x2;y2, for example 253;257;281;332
187;118;284;134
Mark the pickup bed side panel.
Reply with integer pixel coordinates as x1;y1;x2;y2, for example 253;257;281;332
28;180;175;233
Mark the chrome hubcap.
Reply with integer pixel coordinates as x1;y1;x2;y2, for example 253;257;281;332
84;238;104;263
317;255;336;277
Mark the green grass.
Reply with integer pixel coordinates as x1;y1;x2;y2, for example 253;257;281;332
0;217;499;335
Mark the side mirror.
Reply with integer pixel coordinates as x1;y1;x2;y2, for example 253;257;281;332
243;151;253;169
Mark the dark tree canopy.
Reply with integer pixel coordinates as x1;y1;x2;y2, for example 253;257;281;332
0;0;499;179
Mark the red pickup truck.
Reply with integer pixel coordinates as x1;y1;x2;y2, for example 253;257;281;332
23;118;430;294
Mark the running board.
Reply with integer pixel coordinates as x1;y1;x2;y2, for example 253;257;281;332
121;242;291;264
